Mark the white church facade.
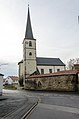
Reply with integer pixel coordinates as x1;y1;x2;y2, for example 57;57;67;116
18;6;65;85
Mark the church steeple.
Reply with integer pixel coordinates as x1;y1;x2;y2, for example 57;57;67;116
25;5;34;39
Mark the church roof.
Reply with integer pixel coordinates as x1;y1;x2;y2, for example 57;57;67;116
25;5;34;40
36;57;65;66
18;57;65;66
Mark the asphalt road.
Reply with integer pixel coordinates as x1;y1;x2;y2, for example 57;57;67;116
1;89;79;119
24;91;79;119
0;89;38;119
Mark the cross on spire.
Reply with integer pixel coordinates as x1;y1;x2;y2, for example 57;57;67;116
28;3;29;7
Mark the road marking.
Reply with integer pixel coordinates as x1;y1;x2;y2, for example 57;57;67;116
38;103;79;114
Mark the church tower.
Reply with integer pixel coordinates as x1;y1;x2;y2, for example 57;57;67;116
23;5;37;79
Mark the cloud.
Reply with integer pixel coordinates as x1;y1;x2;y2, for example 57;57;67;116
0;62;18;78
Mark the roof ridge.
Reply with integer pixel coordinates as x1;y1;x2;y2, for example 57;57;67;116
37;57;59;59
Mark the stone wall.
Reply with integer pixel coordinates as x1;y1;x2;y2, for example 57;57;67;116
24;71;79;91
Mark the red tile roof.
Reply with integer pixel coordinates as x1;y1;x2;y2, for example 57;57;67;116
9;76;19;81
29;70;79;78
74;64;79;66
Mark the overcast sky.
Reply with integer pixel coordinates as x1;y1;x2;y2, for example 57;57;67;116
0;0;79;77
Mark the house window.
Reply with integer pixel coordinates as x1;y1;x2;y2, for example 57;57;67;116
29;52;32;56
57;69;60;72
41;69;44;74
49;69;52;73
29;41;32;47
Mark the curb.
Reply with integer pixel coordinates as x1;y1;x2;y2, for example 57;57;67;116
21;102;38;119
0;96;8;101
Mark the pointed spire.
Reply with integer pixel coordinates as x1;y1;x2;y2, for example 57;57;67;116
25;5;34;39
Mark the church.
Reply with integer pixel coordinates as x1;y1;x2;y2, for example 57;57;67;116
18;6;65;86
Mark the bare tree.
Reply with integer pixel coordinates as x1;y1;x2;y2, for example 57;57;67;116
76;58;79;64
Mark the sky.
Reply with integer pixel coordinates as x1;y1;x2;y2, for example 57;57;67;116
0;0;79;77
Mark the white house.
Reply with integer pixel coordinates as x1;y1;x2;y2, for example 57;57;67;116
0;73;4;96
4;76;19;85
18;6;65;87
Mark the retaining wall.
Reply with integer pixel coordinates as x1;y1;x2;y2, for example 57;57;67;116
24;70;79;91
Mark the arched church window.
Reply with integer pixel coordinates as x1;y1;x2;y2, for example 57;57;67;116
38;81;42;87
29;52;32;56
29;41;32;47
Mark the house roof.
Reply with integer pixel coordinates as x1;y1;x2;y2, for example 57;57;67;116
29;70;79;78
74;64;79;66
37;57;65;66
9;76;19;81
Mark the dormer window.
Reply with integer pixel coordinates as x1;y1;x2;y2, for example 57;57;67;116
29;41;32;47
